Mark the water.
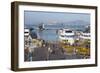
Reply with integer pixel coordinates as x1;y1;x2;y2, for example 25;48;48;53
27;24;87;41
32;29;58;42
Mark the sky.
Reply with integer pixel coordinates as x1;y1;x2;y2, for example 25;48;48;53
24;11;90;25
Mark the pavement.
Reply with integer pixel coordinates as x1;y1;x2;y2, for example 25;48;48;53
24;43;89;61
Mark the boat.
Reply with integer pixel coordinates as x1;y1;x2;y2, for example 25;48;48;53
58;29;75;45
24;28;30;36
80;32;90;40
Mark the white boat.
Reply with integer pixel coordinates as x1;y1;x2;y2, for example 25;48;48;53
24;28;30;36
80;32;90;40
58;29;75;45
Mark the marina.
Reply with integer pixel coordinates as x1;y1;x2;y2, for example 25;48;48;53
24;24;90;61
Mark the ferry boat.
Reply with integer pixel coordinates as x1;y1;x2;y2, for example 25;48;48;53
24;28;30;36
80;32;90;40
58;29;75;45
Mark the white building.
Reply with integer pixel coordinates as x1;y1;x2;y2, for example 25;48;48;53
24;28;37;49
